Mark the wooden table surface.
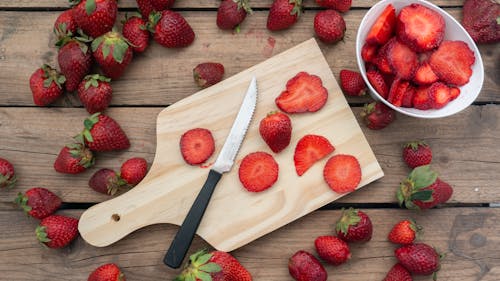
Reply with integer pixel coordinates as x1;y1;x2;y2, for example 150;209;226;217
0;1;499;280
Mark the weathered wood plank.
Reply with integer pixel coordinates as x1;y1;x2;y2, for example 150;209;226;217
0;208;498;280
0;10;497;106
0;105;499;205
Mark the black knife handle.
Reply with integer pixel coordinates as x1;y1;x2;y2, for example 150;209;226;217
164;169;222;268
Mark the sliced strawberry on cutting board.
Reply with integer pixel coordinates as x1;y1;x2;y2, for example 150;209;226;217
388;78;410;107
366;69;389;98
275;72;328;113
294;135;335;176
323;154;362;193
386;38;418;80
429;40;475;86
239;152;279;192
365;4;396;45
414;61;439;85
180;128;215;165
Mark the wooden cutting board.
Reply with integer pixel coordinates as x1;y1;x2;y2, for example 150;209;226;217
78;38;384;252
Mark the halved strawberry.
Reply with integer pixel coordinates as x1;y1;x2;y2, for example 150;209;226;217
396;3;445;52
180;128;215;165
365;4;396;45
323;154;362;193
361;43;378;63
401;83;416;108
428;82;451;109
429;40;475;86
366;69;389;98
386;38;418;80
275;72;328;113
413;86;432;110
294;135;335;176
373;41;393;75
414;62;439;85
388;78;410;107
449;86;461;101
239;152;279;192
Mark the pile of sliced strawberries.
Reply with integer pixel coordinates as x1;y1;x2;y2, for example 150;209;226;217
362;3;476;110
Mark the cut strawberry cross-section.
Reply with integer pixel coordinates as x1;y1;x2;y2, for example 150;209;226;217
294;134;335;176
429;40;475;86
275;72;328;114
365;4;396;45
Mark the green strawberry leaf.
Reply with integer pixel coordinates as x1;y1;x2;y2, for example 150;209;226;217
14;192;32;213
396;189;404;206
199;262;221;273
85;0;96;15
196;271;212;281
102;43;111;59
91;36;104;52
112;40;129;64
408;165;437;189
194;253;212;266
35;226;51;243
497;16;500;25
185;273;196;281
410;190;433;202
43;78;54;88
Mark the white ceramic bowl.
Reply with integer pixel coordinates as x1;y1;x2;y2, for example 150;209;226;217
356;0;484;118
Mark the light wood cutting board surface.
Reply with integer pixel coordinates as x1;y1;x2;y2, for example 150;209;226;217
78;38;384;252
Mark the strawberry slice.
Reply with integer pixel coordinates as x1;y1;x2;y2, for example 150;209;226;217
239;152;279;192
323;154;362;193
429;41;475;86
373;41;393;74
449;86;461;101
428;82;451;109
413;62;439;85
386;38;418;80
388;78;410;107
366;4;396;45
361;43;378;63
366;69;389;98
180;128;215;165
275;72;328;113
401;83;416;108
397;3;445;52
294;135;335;176
412;86;432;110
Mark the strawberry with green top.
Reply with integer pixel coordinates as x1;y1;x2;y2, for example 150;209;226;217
36;215;79;248
267;0;302;31
78;74;112;114
122;14;150;53
92;31;133;79
314;235;351;265
88;263;126;281
29;64;66;106
360;101;395;130
314;10;346;43
56;31;93;92
403;140;432;168
71;0;118;38
77;113;130;152
137;0;156;19
383;263;412;281
193;62;225;88
388;219;422;245
53;9;78;39
335;208;373;242
148;10;195;48
54;142;95;174
120;157;148;186
217;0;252;32
15;187;62;219
395;243;442;278
0;158;16;189
89;168;127;195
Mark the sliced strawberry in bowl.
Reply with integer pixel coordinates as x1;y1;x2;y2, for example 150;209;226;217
413;62;439;85
428;40;475;86
365;3;396;45
366;69;389;99
385;38;418;80
387;78;410;107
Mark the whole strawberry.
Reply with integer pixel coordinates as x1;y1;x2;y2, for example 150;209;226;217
54;9;78;39
462;0;500;44
403;140;432;168
217;0;252;31
56;35;93;92
360;101;396;130
29;65;66;106
267;0;302;31
340;69;366;96
151;0;175;10
91;31;133;79
148;10;195;48
78;113;130;152
397;165;453;210
78;74;112;114
335;208;373;242
15;187;62;219
316;0;352;12
54;142;95;174
88;263;126;281
193;62;225;88
383;263;413;281
288;250;327;281
314;10;346;43
122;14;150;53
388;219;422;245
259;111;292;153
0;158;16;189
120;157;148;186
137;0;156;19
395;243;442;276
71;0;118;38
36;215;79;248
89;168;126;195
314;235;351;265
175;249;252;281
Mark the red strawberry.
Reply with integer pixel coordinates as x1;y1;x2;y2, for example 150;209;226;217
395;243;441;276
324;155;362;194
120;157;148;186
386;38;418;80
428;82;452;109
193;62;225;88
413;86;432;110
397;3;445;52
294;135;334;176
71;0;118;38
78;113;130;152
361;43;378;63
15;187;62;220
122;14;150;53
314;10;346;43
314;235;351;265
29;65;66;106
373;41;393;75
388;78;410;107
315;0;352;13
383;263;413;281
340;70;366;96
275;72;328;113
259;111;292;153
449;86;461;100
335;208;372;242
366;69;389;98
429;40;475;86
137;0;156;19
462;0;500;44
217;0;252;31
88;263;126;281
0;158;16;189
54;143;95;174
91;31;133;79
54;9;78;39
288;250;327;281
78;74;112;114
397;165;453;210
360;101;396;130
148;10;195;48
56;35;93;92
402;140;432;168
365;4;396;45
388;219;422;245
180;128;215;165
89;168;126;195
401;83;416;108
151;0;175;10
267;0;302;31
175;249;252;281
36;215;79;248
414;62;439;85
239;152;279;192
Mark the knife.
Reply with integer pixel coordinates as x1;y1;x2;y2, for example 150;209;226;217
164;77;258;269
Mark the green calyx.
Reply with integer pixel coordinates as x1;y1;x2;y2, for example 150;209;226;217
91;32;131;64
335;207;361;235
107;174;129;196
55;29;92;54
289;0;303;17
35;225;51;243
408;219;423;240
84;74;111;90
75;112;100;144
174;249;222;281
67;142;95;168
85;0;97;15
235;0;253;14
397;165;438;209
146;12;162;33
14;192;32;214
360;102;375;118
404;140;428;150
0;173;16;189
41;64;66;90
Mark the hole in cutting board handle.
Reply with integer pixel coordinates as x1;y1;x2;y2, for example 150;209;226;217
111;214;121;222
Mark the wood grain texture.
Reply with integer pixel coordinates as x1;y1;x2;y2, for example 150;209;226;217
1;104;499;206
0;10;498;106
1;208;498;280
